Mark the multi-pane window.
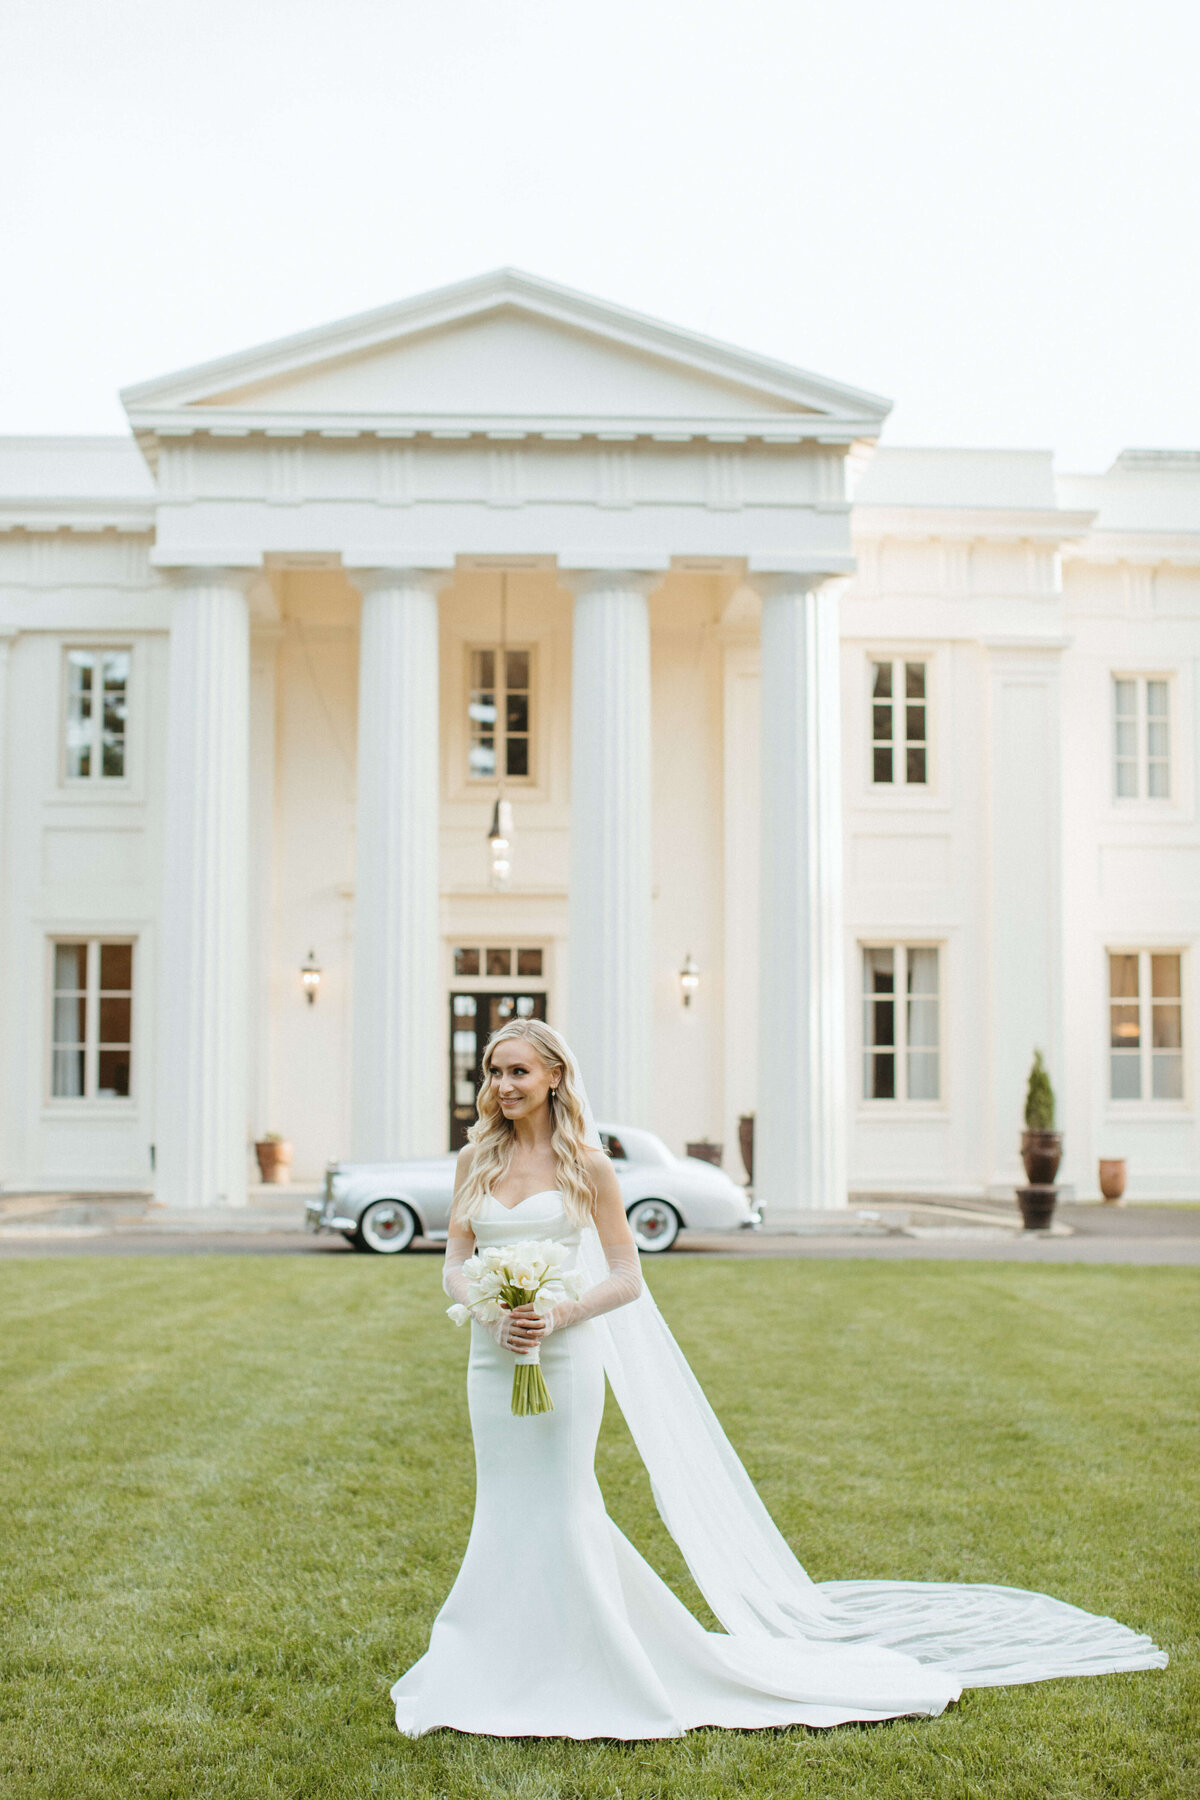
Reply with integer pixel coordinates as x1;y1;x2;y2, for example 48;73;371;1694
65;649;130;780
50;940;134;1099
452;946;543;979
862;944;940;1100
1113;677;1170;800
468;648;531;780
1109;951;1183;1101
871;659;927;786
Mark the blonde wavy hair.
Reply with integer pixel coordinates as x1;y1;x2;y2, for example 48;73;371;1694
453;1020;598;1228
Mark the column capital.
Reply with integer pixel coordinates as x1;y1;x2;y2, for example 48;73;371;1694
748;566;852;602
163;564;260;593
347;566;452;600
560;567;661;600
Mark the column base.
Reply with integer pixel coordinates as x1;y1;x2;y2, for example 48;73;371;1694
759;1205;856;1236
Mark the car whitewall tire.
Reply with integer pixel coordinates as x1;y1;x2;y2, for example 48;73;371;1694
353;1199;418;1254
626;1198;680;1253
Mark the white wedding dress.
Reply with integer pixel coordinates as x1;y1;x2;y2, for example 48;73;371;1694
391;1190;1166;1740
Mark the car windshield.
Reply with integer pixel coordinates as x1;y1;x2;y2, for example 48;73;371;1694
599;1126;676;1167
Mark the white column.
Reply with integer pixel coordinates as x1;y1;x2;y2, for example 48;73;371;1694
0;629;15;1189
755;575;848;1220
247;622;282;1143
349;569;443;1160
155;570;252;1208
566;571;655;1124
985;647;1064;1191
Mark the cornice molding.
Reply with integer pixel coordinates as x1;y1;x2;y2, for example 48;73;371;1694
126;413;880;461
851;505;1097;544
0;500;155;534
1063;529;1200;566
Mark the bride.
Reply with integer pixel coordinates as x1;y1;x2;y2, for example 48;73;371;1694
391;1020;1166;1739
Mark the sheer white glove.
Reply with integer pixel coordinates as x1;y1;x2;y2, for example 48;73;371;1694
542;1243;642;1337
442;1236;526;1348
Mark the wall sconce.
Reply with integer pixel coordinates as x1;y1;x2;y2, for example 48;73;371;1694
301;950;322;1005
488;797;514;890
679;952;700;1007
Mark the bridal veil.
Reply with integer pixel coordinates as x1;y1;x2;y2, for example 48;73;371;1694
564;1044;1166;1689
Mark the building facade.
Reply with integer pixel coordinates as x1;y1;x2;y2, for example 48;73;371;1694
2;271;1197;1208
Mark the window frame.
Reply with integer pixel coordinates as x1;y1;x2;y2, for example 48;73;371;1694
1106;946;1187;1110
866;654;934;795
1112;673;1173;804
60;645;133;787
464;642;536;787
450;944;547;985
858;940;944;1107
47;936;136;1106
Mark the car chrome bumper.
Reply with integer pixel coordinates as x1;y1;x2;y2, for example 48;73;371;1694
305;1196;358;1235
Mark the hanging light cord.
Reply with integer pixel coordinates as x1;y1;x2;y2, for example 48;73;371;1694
498;571;507;801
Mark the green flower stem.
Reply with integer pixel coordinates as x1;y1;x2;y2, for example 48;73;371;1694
511;1361;554;1416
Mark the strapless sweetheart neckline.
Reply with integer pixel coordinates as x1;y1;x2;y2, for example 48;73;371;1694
486;1188;562;1214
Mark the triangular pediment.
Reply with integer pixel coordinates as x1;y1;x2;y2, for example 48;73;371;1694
192;309;819;418
121;269;891;432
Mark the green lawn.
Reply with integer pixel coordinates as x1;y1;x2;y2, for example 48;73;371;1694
0;1255;1194;1800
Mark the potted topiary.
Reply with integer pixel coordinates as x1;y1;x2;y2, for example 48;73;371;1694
255;1132;293;1185
1021;1051;1062;1183
1017;1051;1061;1229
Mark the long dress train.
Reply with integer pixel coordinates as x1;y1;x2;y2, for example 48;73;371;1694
390;1192;1165;1740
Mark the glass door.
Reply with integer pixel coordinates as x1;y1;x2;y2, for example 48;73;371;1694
449;990;548;1149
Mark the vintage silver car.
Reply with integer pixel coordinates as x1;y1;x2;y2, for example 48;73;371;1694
305;1123;759;1254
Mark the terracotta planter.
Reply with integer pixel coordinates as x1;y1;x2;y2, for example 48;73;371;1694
255;1139;293;1185
1016;1184;1058;1230
686;1141;724;1168
738;1114;755;1186
1021;1129;1063;1186
1098;1158;1127;1204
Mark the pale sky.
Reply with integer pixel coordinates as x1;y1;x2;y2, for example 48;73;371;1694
2;0;1196;470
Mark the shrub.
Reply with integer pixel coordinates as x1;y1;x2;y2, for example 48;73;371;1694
1024;1049;1056;1131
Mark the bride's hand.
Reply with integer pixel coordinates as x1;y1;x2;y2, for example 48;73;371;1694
502;1302;546;1352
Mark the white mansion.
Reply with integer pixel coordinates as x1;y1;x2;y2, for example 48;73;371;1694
2;269;1197;1212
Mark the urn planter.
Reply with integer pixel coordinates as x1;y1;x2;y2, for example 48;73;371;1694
255;1137;293;1184
686;1140;724;1168
1021;1129;1063;1186
1016;1184;1058;1230
738;1114;755;1186
1098;1158;1127;1204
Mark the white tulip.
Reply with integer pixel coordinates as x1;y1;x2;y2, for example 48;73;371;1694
445;1303;472;1327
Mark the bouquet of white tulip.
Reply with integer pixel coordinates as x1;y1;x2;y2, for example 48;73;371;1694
446;1239;586;1415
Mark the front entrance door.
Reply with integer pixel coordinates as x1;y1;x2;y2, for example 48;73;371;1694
449;990;548;1149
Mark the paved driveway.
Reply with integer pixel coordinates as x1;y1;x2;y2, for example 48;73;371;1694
1;1193;1197;1264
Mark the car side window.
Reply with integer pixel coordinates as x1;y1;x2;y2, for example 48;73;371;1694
602;1133;627;1161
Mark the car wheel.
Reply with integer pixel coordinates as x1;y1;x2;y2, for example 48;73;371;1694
353;1199;418;1255
626;1198;680;1253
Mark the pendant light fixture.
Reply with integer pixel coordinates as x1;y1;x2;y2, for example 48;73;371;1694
487;573;515;890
